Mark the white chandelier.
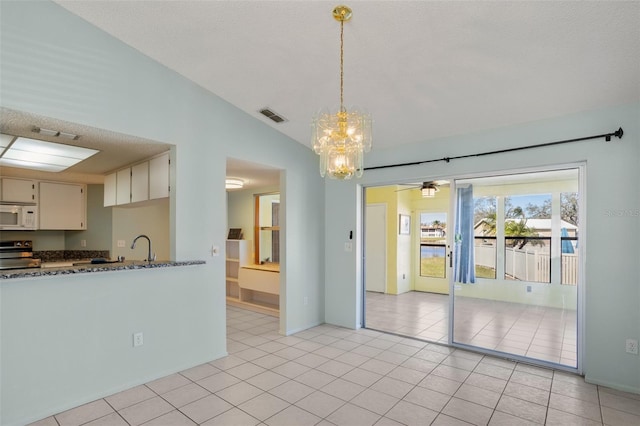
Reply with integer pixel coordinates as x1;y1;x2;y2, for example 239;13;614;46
312;5;372;180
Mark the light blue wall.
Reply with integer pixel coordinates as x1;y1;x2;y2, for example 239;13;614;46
325;102;640;393
66;184;112;251
0;1;324;424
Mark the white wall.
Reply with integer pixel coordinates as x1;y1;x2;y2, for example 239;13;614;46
0;1;324;424
325;102;640;394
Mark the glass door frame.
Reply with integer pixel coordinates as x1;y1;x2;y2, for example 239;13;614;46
448;163;585;374
414;210;452;295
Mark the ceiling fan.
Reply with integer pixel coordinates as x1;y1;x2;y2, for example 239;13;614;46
395;180;448;197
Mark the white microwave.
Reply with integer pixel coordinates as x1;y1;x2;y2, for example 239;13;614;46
0;204;38;230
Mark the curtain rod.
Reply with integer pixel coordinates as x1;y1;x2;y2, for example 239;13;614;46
364;127;624;172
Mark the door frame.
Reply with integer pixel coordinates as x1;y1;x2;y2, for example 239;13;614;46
365;203;387;294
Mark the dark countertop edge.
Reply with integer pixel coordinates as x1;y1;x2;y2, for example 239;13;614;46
1;260;206;280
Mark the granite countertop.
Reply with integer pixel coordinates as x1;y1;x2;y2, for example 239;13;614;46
1;260;206;280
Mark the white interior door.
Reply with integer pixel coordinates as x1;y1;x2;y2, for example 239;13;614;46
365;204;386;293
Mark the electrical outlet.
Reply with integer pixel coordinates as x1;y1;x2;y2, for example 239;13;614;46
526;285;532;293
344;242;353;252
133;332;144;347
626;338;638;355
117;240;126;248
80;239;87;247
304;296;308;306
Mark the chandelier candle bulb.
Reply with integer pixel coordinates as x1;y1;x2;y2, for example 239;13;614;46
311;5;372;180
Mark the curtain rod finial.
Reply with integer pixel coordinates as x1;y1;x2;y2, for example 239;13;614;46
606;127;624;142
615;127;624;139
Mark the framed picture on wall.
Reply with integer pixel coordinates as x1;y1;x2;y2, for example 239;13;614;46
399;214;411;235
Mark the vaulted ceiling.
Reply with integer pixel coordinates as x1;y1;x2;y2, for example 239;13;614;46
3;1;638;186
54;0;640;151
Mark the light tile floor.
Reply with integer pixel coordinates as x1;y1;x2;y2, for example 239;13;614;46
365;291;577;367
32;306;639;426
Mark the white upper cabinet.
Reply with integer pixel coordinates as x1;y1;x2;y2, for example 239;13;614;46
149;152;169;200
39;182;86;230
103;173;117;207
116;168;131;205
131;162;149;203
1;178;36;203
103;151;170;207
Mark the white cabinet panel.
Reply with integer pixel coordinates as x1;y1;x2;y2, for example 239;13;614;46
131;162;149;203
1;178;36;203
103;173;117;207
149;152;169;200
116;169;131;205
39;182;86;230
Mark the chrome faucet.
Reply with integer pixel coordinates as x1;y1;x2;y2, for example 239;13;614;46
131;234;155;263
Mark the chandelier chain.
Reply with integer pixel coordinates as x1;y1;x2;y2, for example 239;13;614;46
340;18;344;111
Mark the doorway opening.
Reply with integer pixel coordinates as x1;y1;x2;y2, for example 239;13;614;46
225;158;283;326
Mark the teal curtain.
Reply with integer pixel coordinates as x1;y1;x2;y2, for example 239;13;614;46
454;185;476;283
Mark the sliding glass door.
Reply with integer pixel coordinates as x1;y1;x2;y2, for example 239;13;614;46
451;167;581;370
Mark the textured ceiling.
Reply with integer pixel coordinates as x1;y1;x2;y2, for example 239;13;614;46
54;0;640;151
5;1;640;185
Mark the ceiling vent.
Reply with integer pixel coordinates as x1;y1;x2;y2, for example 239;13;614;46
259;108;287;123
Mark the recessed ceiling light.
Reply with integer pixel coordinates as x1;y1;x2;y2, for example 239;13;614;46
0;133;14;149
0;136;98;172
225;178;244;190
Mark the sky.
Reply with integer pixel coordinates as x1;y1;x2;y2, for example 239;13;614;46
510;194;550;209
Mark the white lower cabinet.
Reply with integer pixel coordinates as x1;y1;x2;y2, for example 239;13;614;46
39;182;86;230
